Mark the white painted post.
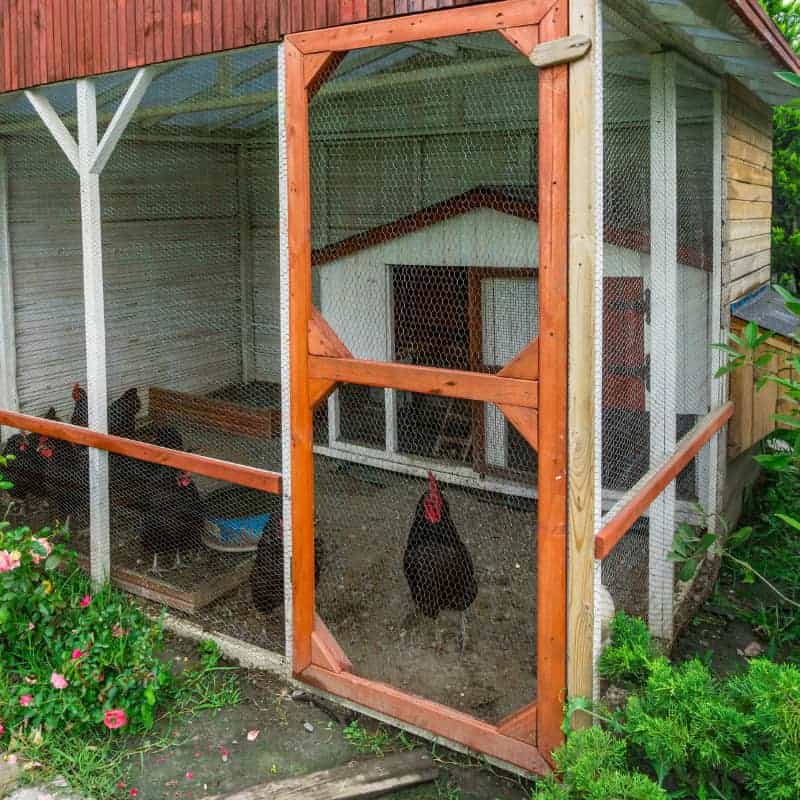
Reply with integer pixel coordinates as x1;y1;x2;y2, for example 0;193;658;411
238;146;256;384
648;52;678;640
77;79;112;586
0;146;19;441
277;43;293;675
707;87;726;524
385;264;398;454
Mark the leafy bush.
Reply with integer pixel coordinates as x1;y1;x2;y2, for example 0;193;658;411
532;613;800;799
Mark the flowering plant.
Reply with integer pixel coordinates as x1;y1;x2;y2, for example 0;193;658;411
0;455;173;744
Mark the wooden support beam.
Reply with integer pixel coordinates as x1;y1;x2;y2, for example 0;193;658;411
287;0;559;53
300;665;551;775
304;52;346;98
284;39;317;675
566;0;599;726
312;613;353;674
23;89;79;172
536;0;569;759
499;25;540;58
89;68;155;175
498;404;538;451
497;703;537;744
0;146;19;441
594;402;734;560
497;338;539;380
308;356;539;408
0;408;282;495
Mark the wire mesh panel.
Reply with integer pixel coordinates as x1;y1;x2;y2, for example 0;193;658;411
598;11;721;644
89;47;286;651
0;85;93;539
307;34;540;722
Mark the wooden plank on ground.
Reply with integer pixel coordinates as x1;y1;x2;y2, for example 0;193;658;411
204;751;439;800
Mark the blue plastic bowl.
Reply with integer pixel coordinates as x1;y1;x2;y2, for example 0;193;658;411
207;513;271;546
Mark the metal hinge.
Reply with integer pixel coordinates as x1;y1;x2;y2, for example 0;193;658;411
608;288;651;325
607;354;651;391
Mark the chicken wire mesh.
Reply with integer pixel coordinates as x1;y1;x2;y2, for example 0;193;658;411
0;84;92;542
87;46;288;652
308;34;540;722
598;13;719;642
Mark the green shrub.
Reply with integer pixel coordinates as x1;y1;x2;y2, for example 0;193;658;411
534;613;800;799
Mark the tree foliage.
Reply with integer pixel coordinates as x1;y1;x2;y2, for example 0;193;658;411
764;0;800;286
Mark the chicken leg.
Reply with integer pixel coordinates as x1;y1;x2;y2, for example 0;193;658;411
457;610;469;655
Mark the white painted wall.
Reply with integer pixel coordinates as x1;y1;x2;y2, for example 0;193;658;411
6;136;241;419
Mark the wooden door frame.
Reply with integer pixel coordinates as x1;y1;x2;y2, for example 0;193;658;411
467;267;539;479
282;0;568;772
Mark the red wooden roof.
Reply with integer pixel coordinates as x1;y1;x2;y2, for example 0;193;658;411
0;0;796;94
311;185;712;271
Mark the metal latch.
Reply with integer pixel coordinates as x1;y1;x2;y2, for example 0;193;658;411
606;354;651;391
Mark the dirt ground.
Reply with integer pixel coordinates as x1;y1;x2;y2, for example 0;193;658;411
121;635;534;800
313;458;538;724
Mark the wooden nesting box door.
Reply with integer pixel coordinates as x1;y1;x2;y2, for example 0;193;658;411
603;276;648;411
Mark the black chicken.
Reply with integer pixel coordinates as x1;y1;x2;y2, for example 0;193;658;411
70;384;88;427
403;471;477;650
251;512;321;614
137;468;203;574
108;388;141;438
37;433;88;519
71;384;141;437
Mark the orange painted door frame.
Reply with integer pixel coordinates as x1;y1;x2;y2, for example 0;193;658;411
283;0;568;770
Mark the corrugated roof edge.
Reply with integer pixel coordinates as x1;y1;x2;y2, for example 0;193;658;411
727;0;800;75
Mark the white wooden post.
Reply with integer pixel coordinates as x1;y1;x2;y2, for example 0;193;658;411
0;146;19;441
77;79;112;586
648;53;678;640
277;43;294;674
27;70;153;586
707;87;726;523
238;146;256;384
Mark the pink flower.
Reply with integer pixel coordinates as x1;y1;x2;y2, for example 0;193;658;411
103;709;128;730
185;772;194;780
79;595;92;608
50;672;68;690
19;695;32;707
30;537;52;565
71;648;83;660
27;622;34;631
129;789;138;797
0;550;20;573
112;623;127;638
0;722;5;736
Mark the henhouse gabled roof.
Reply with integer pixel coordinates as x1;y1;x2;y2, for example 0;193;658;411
311;186;712;271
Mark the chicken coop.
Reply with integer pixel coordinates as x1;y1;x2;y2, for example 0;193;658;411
0;0;796;775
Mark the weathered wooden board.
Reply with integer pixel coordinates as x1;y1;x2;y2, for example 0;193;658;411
149;386;281;440
727;179;772;203
204;750;438;799
725;234;772;264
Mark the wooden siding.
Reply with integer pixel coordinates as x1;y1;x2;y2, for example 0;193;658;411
723;78;773;304
0;0;481;93
7;135;242;419
727;318;798;457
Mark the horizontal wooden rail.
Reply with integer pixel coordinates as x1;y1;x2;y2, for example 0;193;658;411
300;665;550;775
0;409;282;495
594;401;734;559
308;356;538;408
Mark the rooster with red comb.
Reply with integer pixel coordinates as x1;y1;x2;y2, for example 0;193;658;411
403;471;477;652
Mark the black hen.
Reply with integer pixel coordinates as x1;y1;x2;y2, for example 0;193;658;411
70;384;88;427
108;388;141;438
403;472;477;647
37;433;88;519
251;513;321;614
138;468;203;574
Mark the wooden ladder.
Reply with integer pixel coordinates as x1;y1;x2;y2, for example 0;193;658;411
433;398;473;461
